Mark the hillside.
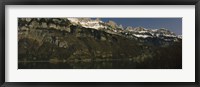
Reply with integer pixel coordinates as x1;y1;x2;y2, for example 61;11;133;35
18;18;182;69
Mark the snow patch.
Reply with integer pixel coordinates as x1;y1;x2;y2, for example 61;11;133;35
133;34;152;38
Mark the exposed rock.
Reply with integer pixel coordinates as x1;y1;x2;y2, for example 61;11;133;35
107;20;118;29
41;22;48;28
18;18;182;69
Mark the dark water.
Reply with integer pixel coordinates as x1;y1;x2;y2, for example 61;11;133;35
18;60;141;69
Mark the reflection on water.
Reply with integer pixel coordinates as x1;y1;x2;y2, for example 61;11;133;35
18;60;140;69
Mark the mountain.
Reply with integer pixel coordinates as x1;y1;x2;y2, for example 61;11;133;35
67;18;181;46
67;18;107;30
18;18;182;69
67;18;181;39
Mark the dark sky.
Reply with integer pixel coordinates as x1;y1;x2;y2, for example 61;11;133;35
92;18;182;35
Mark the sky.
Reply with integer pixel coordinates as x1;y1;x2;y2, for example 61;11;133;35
92;18;182;35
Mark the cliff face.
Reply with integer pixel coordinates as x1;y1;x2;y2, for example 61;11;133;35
18;18;182;69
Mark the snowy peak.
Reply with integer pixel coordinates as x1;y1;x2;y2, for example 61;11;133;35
67;18;106;30
151;28;177;38
124;27;180;41
67;18;181;41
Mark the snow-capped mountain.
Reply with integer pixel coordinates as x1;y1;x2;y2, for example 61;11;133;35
67;18;107;30
67;18;181;41
18;18;182;69
124;27;177;38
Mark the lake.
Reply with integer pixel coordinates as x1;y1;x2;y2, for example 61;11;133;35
18;60;141;69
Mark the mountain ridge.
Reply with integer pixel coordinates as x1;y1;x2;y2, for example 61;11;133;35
18;18;182;69
67;18;181;40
